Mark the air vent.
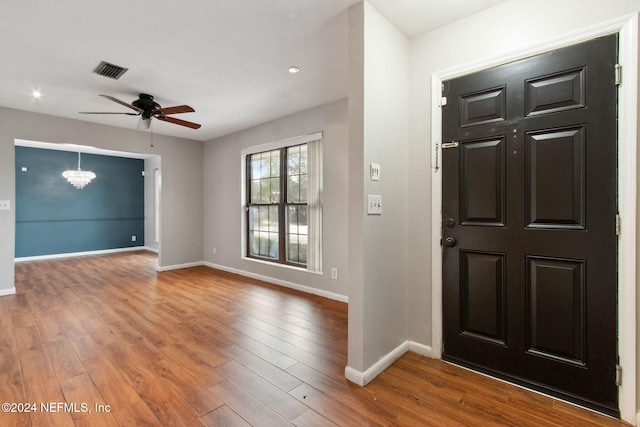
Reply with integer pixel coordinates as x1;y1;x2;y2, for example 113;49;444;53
93;61;128;80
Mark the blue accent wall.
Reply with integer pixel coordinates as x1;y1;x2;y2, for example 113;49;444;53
15;147;144;257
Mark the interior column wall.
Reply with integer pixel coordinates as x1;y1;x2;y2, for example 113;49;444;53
347;0;411;381
144;155;161;252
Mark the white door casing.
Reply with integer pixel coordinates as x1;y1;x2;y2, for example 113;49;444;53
430;13;638;424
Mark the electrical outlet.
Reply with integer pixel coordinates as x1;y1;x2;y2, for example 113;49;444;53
0;200;10;211
131;236;137;242
331;268;338;280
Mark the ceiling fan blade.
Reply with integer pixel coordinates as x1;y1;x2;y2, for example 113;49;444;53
79;111;139;115
157;115;201;129
99;94;144;113
153;105;195;115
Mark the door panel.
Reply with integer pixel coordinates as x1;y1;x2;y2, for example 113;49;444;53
460;251;506;345
526;256;585;365
526;127;585;228
460;138;505;226
442;35;618;416
525;68;585;116
461;87;507;126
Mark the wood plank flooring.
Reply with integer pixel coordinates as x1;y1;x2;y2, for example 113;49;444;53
0;250;629;426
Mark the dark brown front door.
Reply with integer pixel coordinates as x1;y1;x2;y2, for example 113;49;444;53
441;35;618;416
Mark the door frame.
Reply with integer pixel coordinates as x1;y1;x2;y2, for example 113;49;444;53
430;13;639;424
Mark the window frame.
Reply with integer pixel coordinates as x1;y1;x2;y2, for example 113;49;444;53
241;132;322;272
245;144;308;267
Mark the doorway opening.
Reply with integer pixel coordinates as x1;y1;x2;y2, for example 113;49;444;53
430;14;638;423
14;139;162;266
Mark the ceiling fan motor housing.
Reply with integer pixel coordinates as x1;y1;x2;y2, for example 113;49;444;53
80;93;201;129
132;94;160;119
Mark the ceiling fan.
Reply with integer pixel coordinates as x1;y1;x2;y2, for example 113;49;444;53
80;93;201;130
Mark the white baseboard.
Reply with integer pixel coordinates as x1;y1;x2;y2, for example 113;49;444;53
409;341;434;358
344;366;366;386
0;287;16;297
15;246;151;262
345;340;433;386
203;262;348;303
157;261;204;272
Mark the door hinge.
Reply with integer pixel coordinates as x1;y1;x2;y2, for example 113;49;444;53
615;64;622;86
615;364;622;386
439;96;448;107
616;213;621;236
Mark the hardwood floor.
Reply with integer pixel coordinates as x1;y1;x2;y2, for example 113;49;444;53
0;250;629;426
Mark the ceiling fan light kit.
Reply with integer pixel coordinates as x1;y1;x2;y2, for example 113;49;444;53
137;117;151;130
80;93;201;130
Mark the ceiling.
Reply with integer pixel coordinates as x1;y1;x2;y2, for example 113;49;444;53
0;0;505;142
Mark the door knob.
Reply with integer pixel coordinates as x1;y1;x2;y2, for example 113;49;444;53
444;237;457;247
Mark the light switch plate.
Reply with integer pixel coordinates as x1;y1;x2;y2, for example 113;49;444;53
367;195;382;215
0;200;10;211
370;163;381;181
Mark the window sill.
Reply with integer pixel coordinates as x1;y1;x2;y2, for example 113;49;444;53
242;256;323;276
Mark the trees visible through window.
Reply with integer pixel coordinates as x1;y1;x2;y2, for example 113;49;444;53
243;133;322;272
247;144;309;266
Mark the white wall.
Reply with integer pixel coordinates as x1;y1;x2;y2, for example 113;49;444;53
347;1;366;373
347;1;411;379
202;99;349;299
0;107;204;295
144;155;161;252
0;112;16;295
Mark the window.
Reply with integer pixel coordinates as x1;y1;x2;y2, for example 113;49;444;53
243;133;322;272
154;168;161;242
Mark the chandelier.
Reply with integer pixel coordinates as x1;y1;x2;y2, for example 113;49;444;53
62;152;96;189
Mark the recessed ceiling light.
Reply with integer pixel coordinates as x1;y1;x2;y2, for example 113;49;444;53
288;66;300;74
31;90;42;99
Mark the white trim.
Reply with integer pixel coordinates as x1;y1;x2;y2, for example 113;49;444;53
345;341;410;386
0;287;16;297
615;13;638;424
156;261;204;272
15;138;153;159
434;14;637;81
203;261;348;303
431;72;444;359
344;366;366;386
14;246;152;262
345;340;434;386
409;341;434;358
430;14;638;424
241;255;323;275
240;131;325;274
240;131;323;156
